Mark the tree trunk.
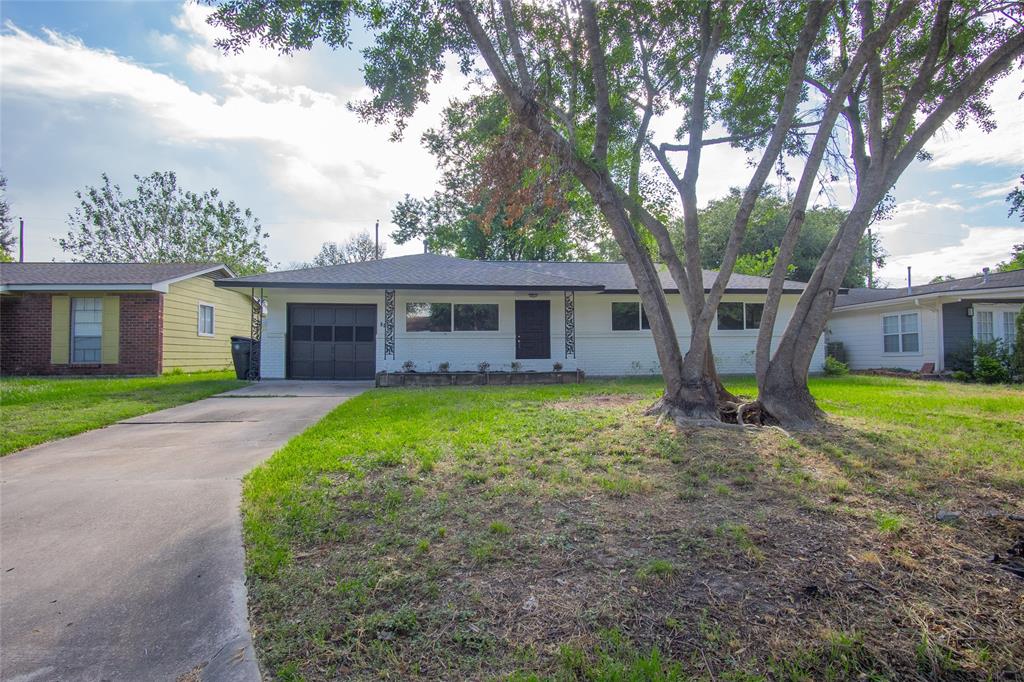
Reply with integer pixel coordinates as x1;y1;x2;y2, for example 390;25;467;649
759;189;881;428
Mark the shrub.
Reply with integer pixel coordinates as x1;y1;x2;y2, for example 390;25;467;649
552;361;563;371
950;370;971;382
477;361;490;373
436;361;449;373
823;356;849;376
975;355;1009;384
510;361;522;373
401;360;416;372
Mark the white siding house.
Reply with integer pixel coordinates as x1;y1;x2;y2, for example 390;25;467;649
216;253;826;380
827;269;1024;372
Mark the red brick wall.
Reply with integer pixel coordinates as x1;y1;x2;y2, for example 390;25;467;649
0;292;164;376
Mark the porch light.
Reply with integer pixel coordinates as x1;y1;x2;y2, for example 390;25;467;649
967;306;974;317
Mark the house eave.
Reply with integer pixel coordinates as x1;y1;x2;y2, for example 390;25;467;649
834;285;1024;313
213;281;606;292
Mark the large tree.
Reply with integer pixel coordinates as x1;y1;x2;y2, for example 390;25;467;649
313;230;386;265
0;172;15;262
695;187;884;287
210;1;1024;428
392;92;612;261
59;171;271;275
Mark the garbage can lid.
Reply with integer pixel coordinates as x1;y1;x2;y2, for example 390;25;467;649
231;336;253;343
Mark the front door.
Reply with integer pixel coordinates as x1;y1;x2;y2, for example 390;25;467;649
288;304;376;379
515;300;550;359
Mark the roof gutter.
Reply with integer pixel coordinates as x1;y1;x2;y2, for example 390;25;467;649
834;285;1024;312
213;281;606;291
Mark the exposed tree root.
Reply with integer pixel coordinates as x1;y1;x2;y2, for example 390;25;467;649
647;396;797;435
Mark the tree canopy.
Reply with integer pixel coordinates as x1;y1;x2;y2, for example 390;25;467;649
313;230;386;266
391;92;611;261
59;171;271;275
694;188;883;287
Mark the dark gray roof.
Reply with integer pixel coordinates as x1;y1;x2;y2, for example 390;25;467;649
835;268;1024;308
217;253;806;293
0;262;230;287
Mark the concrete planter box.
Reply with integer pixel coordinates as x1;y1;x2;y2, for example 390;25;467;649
375;369;585;388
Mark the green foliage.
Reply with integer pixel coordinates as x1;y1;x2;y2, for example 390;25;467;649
995;242;1024;273
732;247;797;278
823;356;849;376
312;230;384;266
1006;173;1023;223
693;188;882;287
391;93;609;261
0;172;14;261
59;171;271;275
951;338;1019;384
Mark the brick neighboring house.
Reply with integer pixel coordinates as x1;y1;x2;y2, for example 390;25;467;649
0;263;253;376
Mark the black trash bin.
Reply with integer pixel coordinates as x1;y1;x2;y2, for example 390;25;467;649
230;336;252;380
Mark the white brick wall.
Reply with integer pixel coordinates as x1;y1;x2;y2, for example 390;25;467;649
257;287;824;378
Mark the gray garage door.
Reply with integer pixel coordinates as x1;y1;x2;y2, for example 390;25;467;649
288;304;376;379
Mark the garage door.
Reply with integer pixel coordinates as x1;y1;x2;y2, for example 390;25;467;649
288;304;376;379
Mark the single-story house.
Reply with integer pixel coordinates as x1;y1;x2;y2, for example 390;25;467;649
0;262;252;376
214;253;826;380
828;268;1023;372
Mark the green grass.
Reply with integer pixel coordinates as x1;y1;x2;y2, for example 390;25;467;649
241;375;1024;680
0;371;245;454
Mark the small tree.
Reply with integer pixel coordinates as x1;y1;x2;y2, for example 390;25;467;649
312;230;385;266
59;171;271;275
0;172;15;262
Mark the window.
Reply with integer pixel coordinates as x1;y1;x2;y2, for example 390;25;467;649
72;297;103;363
882;312;919;353
198;303;215;336
976;310;994;343
716;302;762;331
406;302;499;332
611;302;650;331
454;303;498;331
406;303;451;332
1004;311;1018;347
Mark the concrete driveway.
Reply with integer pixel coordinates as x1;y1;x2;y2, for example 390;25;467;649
0;381;370;682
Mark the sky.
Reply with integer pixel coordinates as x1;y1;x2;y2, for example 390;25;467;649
1;1;1022;286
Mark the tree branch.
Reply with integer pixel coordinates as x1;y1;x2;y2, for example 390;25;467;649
660;120;823;152
581;0;611;164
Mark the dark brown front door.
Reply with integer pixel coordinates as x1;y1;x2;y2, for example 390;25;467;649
515;300;550;359
288;304;376;379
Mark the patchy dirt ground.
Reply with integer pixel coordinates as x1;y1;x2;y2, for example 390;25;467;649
243;378;1024;681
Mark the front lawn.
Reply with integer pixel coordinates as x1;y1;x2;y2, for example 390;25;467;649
243;376;1024;680
0;371;246;455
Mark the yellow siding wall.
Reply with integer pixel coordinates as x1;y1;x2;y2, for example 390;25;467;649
162;274;251;372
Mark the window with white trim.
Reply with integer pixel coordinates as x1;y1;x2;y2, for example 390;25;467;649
975;310;994;343
611;302;650;330
717;302;763;330
882;312;919;353
72;297;103;363
198;303;215;336
1004;311;1018;347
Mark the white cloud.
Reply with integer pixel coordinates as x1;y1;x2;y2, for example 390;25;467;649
0;9;474;263
877;226;1023;282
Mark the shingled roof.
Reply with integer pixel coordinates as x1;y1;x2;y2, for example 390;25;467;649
835;268;1024;308
216;253;808;293
0;262;232;289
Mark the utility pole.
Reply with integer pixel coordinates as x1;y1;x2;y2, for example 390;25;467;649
19;218;24;262
374;220;380;260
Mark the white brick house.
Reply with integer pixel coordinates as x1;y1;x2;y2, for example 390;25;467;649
215;253;825;380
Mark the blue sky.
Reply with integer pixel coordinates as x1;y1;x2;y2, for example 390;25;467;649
2;1;1022;284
